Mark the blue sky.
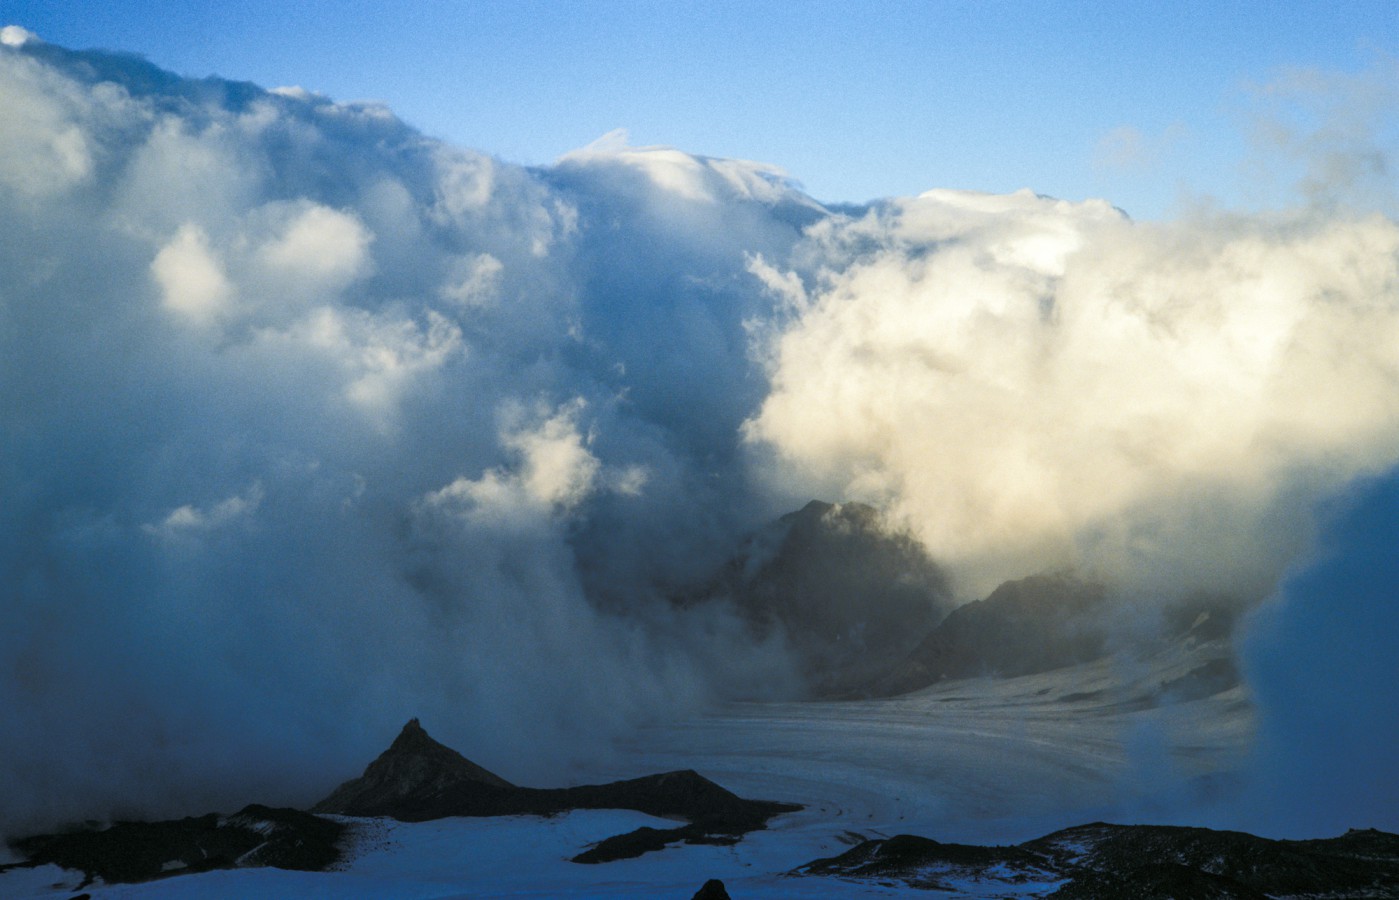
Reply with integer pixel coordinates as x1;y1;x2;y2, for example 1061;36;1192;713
4;0;1395;218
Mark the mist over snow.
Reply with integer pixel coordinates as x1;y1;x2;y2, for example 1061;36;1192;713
2;33;1398;838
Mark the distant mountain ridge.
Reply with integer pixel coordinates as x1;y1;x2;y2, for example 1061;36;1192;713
699;499;952;695
865;571;1111;695
706;501;1244;701
860;570;1243;698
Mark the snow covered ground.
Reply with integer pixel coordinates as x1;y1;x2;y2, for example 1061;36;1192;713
605;639;1253;848
2;643;1252;898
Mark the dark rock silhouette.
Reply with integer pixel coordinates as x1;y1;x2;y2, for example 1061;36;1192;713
6;805;342;887
796;832;1059;890
313;717;513;817
698;499;952;695
5;720;800;884
796;822;1399;898
313;720;800;862
690;878;732;899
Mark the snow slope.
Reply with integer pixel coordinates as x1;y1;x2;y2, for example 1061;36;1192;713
1;643;1251;899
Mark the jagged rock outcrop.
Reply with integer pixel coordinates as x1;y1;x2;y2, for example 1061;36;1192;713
312;720;800;861
794;822;1399;898
701;500;952;695
313;718;513;817
5;805;343;887
797;832;1060;890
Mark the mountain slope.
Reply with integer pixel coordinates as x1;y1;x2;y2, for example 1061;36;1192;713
864;571;1243;698
867;572;1109;695
698;500;951;695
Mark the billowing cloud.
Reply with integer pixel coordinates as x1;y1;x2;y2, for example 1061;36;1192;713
151;223;232;323
1;32;1397;841
0;36;802;836
0;45;94;196
747;191;1399;599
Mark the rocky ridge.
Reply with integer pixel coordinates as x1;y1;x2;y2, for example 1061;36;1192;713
794;822;1399;898
2;805;342;888
314;719;801;863
864;571;1242;698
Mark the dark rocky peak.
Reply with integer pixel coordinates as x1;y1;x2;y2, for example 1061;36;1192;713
370;718;513;790
308;721;798;862
312;719;512;816
780;498;877;533
705;499;951;696
690;878;732;899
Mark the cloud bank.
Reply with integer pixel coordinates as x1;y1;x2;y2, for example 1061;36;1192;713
0;37;808;833
749;190;1399;598
2;34;1397;836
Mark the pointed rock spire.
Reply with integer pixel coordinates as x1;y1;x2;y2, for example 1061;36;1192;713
312;719;513;816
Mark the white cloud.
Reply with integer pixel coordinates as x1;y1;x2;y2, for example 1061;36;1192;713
0;25;38;48
441;252;504;306
0;51;93;196
424;400;602;526
560;129;805;207
747;193;1399;597
151;223;232;324
255;202;372;290
256;304;464;429
144;483;264;537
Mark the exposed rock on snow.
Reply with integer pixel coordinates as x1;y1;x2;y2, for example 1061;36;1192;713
314;720;801;861
4;805;343;887
795;822;1399;898
796;832;1062;892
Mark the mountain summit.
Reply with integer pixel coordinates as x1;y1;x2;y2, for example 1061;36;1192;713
312;719;513;816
